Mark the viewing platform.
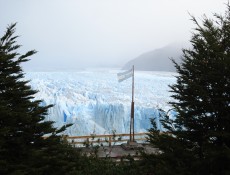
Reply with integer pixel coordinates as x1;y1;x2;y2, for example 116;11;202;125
60;133;159;161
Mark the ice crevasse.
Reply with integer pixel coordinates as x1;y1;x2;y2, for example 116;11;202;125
25;70;176;136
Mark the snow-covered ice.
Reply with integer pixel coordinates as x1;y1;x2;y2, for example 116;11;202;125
25;69;177;136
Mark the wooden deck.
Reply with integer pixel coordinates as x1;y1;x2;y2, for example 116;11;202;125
64;132;149;147
78;143;159;161
55;133;159;161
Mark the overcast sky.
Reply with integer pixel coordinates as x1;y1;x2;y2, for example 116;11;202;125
0;0;227;71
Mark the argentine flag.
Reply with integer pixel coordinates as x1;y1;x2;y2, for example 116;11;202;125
117;68;133;82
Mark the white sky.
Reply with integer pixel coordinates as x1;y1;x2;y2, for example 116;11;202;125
0;0;227;70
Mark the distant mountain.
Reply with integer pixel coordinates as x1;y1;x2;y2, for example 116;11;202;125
123;43;185;72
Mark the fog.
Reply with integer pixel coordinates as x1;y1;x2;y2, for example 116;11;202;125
0;0;227;71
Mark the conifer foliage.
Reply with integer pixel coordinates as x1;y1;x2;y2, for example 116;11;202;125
0;23;78;174
145;5;230;175
0;23;141;175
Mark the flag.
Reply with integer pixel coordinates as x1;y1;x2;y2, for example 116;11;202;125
117;68;133;82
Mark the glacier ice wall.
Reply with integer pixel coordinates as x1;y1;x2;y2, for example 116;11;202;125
25;70;176;136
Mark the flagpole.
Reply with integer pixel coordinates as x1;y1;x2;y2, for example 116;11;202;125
130;65;135;143
132;65;134;108
132;65;134;142
117;66;135;144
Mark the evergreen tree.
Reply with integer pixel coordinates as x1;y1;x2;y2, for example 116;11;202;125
0;23;83;174
143;4;230;175
0;23;143;175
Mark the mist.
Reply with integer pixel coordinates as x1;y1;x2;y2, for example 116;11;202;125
0;0;227;71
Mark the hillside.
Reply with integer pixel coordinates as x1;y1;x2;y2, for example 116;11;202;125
123;43;184;72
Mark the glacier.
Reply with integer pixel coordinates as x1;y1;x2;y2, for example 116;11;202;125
25;69;177;136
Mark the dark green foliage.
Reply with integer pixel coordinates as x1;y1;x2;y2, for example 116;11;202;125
0;23;84;174
74;155;141;175
143;5;230;175
0;23;142;175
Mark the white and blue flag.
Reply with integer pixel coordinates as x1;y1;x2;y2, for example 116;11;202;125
117;68;133;82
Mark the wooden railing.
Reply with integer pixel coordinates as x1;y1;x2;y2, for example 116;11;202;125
63;132;149;147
